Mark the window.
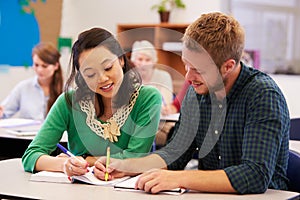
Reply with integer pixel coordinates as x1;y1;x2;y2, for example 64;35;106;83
224;0;300;74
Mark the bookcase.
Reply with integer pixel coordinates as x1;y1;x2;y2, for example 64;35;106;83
117;23;189;94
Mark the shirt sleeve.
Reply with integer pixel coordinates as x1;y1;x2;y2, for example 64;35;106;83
22;93;69;172
155;87;199;169
224;87;290;194
1;81;24;118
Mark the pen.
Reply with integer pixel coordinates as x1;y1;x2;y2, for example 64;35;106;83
56;143;88;170
104;146;110;181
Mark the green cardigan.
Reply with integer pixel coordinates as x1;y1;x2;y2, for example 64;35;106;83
22;85;162;172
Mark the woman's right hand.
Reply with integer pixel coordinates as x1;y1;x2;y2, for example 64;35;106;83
63;156;89;177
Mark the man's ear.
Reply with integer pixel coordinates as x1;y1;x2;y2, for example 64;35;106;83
220;59;236;75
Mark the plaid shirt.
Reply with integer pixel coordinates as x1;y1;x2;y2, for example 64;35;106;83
156;63;290;194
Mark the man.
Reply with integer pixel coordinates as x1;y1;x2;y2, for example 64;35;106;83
93;12;290;194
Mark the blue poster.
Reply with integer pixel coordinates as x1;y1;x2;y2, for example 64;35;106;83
0;1;40;67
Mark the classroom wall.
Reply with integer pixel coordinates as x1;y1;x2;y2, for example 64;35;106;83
60;0;223;40
0;0;223;102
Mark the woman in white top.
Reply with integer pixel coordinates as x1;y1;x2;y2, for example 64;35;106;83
130;40;174;105
0;42;63;121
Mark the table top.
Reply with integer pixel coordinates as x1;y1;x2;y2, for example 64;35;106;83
0;158;298;200
290;140;300;154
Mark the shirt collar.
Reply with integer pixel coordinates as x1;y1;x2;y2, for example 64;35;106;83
32;76;41;88
226;62;260;102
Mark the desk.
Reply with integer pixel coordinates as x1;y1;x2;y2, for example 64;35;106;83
0;159;299;200
0;128;67;160
290;140;300;154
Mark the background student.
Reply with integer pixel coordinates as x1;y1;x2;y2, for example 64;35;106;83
93;12;290;194
161;80;190;115
130;40;174;105
22;27;162;177
0;42;63;121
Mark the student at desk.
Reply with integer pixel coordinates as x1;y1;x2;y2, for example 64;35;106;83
0;42;63;121
130;40;174;105
22;28;162;176
93;12;290;194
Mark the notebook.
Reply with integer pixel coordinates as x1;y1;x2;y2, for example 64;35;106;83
114;175;187;195
30;168;129;186
0;118;41;128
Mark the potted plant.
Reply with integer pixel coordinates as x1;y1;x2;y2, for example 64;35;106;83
151;0;186;23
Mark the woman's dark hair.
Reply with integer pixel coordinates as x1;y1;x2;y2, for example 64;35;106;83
32;42;63;114
64;27;141;116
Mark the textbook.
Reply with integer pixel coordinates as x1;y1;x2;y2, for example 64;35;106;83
114;175;187;195
30;169;129;186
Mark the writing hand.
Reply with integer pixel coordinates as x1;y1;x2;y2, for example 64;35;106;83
63;156;89;176
93;157;126;180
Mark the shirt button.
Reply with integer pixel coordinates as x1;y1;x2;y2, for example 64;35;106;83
214;130;218;134
218;155;221;160
219;104;222;109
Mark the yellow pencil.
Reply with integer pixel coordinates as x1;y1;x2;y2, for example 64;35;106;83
104;146;110;181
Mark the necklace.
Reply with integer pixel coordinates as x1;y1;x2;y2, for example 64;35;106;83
79;86;141;142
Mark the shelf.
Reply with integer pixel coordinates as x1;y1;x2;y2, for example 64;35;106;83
117;23;189;94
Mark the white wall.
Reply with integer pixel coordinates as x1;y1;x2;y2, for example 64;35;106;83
0;66;35;102
60;0;222;41
1;0;222;102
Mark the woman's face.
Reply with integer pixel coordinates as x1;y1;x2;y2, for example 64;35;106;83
79;46;124;99
132;52;154;81
32;54;58;82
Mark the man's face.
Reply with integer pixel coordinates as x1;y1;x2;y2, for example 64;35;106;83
182;45;224;95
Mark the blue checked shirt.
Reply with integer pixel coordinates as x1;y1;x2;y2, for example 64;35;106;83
155;63;290;194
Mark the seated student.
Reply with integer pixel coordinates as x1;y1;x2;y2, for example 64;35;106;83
93;12;290;194
156;80;190;147
0;42;63;121
22;27;162;176
161;80;190;115
130;40;174;105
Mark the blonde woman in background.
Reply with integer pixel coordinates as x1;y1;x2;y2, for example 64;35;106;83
0;42;63;121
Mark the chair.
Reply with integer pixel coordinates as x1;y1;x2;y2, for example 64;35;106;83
287;150;300;192
290;118;300;140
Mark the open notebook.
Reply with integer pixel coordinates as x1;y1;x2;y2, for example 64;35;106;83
114;175;187;195
30;169;129;186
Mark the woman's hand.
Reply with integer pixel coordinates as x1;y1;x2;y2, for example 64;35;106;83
62;156;89;176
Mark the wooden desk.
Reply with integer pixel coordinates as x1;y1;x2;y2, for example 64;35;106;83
0;159;299;200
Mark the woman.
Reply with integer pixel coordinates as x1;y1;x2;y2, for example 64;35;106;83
0;42;63;121
22;28;162;177
131;40;174;105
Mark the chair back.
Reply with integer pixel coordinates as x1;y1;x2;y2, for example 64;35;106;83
290;118;300;140
287;150;300;192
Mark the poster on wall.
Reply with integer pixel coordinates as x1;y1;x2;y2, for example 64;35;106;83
0;0;62;67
